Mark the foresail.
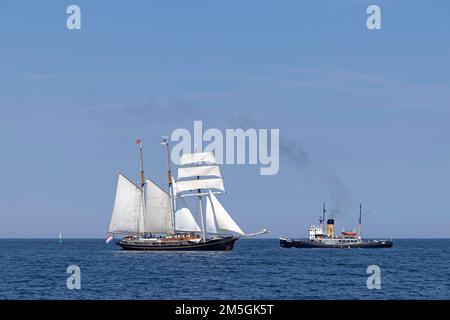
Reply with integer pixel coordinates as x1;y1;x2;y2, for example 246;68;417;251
175;208;201;232
109;174;143;234
205;195;218;234
209;191;245;236
144;178;172;234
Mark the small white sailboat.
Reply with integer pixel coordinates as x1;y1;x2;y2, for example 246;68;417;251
59;233;62;243
107;138;268;251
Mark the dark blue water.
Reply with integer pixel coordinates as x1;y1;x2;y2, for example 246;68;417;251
0;239;448;300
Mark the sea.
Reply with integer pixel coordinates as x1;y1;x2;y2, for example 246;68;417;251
0;239;448;300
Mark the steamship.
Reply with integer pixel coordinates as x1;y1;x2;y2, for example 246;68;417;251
280;204;393;249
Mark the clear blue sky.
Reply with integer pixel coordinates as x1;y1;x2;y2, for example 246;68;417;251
1;0;449;238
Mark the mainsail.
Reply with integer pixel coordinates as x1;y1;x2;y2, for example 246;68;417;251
109;174;144;234
109;175;173;234
144;178;172;234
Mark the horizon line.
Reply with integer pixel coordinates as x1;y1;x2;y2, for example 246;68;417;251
1;237;449;240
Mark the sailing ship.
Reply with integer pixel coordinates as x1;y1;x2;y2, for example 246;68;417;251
280;203;393;249
107;138;268;251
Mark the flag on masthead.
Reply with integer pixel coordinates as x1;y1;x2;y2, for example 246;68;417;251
161;136;169;145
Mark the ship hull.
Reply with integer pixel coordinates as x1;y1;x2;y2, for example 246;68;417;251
116;236;238;251
280;238;393;249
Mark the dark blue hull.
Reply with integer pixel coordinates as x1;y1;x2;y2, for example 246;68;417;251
117;236;238;251
280;238;393;249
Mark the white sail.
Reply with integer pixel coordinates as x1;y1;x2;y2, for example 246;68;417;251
176;178;225;195
144;178;173;234
109;174;144;234
175;208;201;232
209;191;245;236
177;165;221;180
180;152;216;166
205;195;218;234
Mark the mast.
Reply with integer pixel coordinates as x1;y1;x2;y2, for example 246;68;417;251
320;202;326;229
194;147;206;242
198;177;206;242
358;204;362;238
135;139;145;235
162;137;176;233
193;146;206;242
136;139;145;188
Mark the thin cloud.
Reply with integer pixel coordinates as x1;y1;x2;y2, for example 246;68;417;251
26;73;62;80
